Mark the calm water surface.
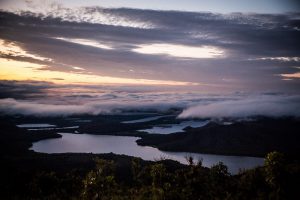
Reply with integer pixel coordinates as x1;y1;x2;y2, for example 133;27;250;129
31;133;264;174
17;123;56;128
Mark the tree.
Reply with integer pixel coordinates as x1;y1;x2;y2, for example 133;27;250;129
264;151;286;199
81;158;118;200
209;162;231;199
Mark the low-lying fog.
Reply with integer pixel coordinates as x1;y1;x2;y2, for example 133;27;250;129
1;92;299;119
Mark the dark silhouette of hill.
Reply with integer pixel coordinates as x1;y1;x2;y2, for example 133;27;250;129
137;118;300;158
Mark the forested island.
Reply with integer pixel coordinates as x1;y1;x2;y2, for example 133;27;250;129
137;118;300;157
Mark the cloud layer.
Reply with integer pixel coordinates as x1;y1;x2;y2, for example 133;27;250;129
179;95;300;118
0;98;185;116
0;84;299;118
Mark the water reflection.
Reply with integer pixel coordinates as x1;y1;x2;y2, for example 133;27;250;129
17;123;56;128
31;133;264;174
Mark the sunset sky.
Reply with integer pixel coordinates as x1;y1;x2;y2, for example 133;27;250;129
0;0;299;96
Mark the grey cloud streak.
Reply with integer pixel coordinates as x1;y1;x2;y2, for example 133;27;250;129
0;80;56;99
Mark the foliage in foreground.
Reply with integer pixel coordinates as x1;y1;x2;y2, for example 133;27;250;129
2;152;300;200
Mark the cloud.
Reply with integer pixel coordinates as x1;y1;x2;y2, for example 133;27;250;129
0;98;186;116
0;80;55;99
132;44;224;59
1;89;299;118
0;39;52;62
0;82;239;116
16;5;156;29
0;8;300;92
178;95;300;118
0;80;298;118
0;58;196;86
280;72;300;79
251;57;300;62
55;37;113;50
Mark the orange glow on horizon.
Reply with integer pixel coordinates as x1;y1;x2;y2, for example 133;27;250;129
0;58;197;86
280;72;300;79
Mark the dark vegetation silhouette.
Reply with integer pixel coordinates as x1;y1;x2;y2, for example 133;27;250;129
0;118;299;199
1;152;300;199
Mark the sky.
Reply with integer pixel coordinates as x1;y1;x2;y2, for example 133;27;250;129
1;0;300;13
0;0;300;117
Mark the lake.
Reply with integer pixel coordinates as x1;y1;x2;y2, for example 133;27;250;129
31;133;264;174
17;123;56;128
16;123;79;131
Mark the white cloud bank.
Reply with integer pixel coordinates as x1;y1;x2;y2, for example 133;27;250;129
178;95;300;118
0;98;185;116
0;94;299;118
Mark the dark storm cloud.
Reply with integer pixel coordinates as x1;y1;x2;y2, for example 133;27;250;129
0;80;55;99
0;7;300;92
